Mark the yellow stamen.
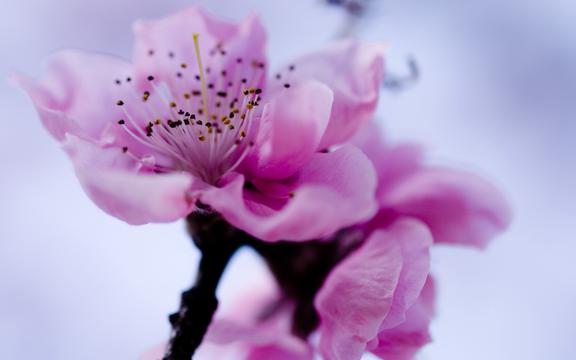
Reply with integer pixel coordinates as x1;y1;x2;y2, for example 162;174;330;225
193;33;210;119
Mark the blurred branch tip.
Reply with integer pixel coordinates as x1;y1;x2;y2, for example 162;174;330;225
326;0;369;16
383;56;420;92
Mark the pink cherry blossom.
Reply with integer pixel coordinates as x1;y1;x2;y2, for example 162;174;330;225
15;6;383;241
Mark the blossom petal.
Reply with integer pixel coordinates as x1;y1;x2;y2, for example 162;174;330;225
63;135;197;224
13;50;134;141
384;169;512;248
275;40;385;149
369;277;436;360
378;220;432;330
207;319;313;360
351;122;423;200
201;145;377;241
315;219;432;360
132;6;267;91
253;80;333;179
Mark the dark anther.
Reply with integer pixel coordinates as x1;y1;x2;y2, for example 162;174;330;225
114;79;121;85
284;83;291;88
116;100;124;106
122;146;128;153
117;119;125;125
241;78;247;84
243;181;256;191
229;112;235;118
289;65;295;71
236;57;242;63
195;74;201;81
126;77;132;82
216;91;227;98
176;72;182;78
255;88;262;94
221;70;227;77
148;49;155;56
208;83;214;89
147;75;154;81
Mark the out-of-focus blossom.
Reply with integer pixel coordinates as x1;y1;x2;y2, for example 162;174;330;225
15;7;385;242
141;283;313;360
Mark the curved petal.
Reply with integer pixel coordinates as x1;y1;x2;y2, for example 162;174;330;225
13;50;134;141
350;122;423;200
63;135;197;225
252;80;333;179
315;219;432;360
272;40;385;149
201;145;377;242
369;276;436;360
132;7;267;94
384;169;512;248
378;218;432;330
207;319;312;360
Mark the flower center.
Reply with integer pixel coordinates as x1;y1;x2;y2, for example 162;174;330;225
114;34;266;184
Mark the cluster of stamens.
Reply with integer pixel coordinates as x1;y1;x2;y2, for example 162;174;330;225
113;34;275;184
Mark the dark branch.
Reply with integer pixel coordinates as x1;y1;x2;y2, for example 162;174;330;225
163;211;244;360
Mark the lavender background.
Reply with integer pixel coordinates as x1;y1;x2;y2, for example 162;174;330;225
1;0;575;359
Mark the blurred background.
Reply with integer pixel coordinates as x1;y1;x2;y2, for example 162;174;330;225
1;0;575;359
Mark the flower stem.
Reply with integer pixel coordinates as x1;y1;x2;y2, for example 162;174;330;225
163;211;243;360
